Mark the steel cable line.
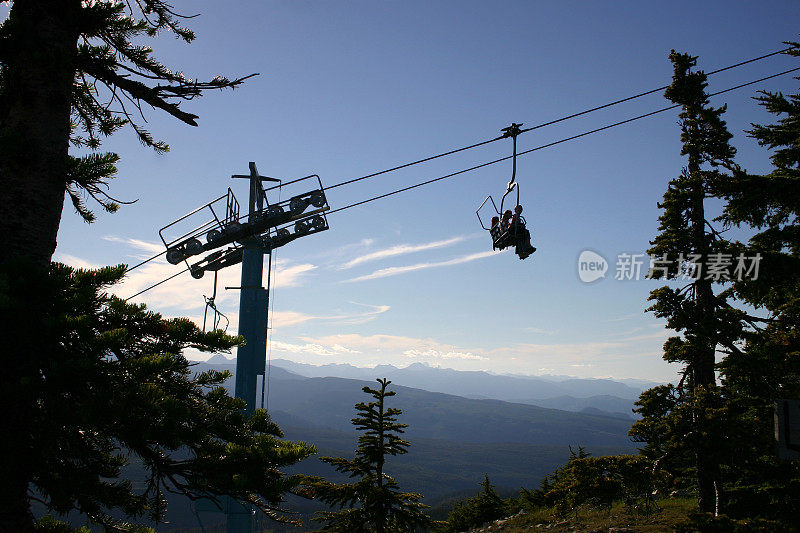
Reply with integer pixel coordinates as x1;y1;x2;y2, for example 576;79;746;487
517;45;798;135
124;46;795;274
326;66;800;217
322;45;799;191
122;65;800;299
127;249;167;271
124;266;189;300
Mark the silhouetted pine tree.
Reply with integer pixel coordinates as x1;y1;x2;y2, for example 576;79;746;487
0;263;315;532
304;379;431;533
632;50;747;514
438;475;507;533
0;5;255;530
713;42;800;520
0;0;254;267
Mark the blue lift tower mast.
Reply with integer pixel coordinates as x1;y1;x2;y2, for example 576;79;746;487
226;162;275;533
232;162;275;417
158;161;331;532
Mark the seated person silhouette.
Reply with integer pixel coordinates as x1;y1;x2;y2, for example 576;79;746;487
510;205;536;260
501;209;513;229
490;210;515;250
490;216;502;249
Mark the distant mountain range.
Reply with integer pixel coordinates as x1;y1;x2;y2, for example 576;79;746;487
200;355;659;419
198;356;639;445
264;358;658;399
161;356;642;530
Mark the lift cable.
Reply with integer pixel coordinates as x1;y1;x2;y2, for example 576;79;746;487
322;45;799;192
124;46;795;274
326;66;800;217
125;266;190;300
122;65;799;300
262;45;797;197
516;45;798;135
264;247;278;411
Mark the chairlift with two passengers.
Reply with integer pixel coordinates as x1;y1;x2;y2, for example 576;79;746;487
476;123;536;260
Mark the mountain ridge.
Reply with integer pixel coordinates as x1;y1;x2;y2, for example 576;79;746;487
197;356;648;418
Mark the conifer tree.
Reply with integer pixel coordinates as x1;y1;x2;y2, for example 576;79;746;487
0;0;254;267
632;51;747;514
303;379;432;533
713;42;800;519
0;262;315;532
0;5;263;530
438;475;507;533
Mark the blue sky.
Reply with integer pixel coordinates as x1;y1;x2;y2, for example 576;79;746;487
40;1;800;381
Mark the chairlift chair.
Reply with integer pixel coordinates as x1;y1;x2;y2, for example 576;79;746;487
475;123;536;260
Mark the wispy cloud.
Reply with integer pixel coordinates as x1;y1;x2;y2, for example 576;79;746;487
59;237;317;312
265;330;675;381
524;326;558;335
144;301;389;337
54;254;100;270
270;341;361;357
403;348;486;361
285;333;487;362
268;303;391;328
340;236;467;269
103;236;163;257
345;250;500;282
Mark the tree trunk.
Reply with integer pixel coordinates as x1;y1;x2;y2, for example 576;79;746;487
0;0;81;268
0;473;36;533
0;2;80;530
687;128;721;515
0;261;49;533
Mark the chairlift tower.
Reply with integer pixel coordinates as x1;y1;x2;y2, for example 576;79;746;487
231;162;275;418
226;162;274;533
157;161;331;533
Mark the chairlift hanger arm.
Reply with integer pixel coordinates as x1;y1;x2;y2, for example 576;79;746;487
500;123;523;189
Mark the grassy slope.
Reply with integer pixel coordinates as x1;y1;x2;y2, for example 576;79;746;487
497;498;697;532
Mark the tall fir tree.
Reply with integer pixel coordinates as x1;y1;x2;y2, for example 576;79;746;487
0;262;316;532
631;51;747;514
0;5;259;530
0;0;254;267
303;379;432;533
713;42;800;520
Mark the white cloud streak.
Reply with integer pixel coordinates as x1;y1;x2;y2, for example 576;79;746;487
262;330;675;381
59;237;317;312
340;236;467;269
103;236;163;256
270;341;361;357
403;349;486;361
344;250;501;282
54;254;100;270
276;333;486;363
268;303;391;328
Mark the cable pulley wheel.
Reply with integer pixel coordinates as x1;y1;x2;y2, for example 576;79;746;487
166;247;184;265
